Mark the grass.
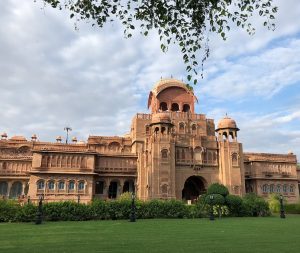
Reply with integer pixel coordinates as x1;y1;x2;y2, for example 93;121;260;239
0;216;300;253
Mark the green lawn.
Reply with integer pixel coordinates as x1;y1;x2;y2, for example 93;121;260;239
0;216;300;253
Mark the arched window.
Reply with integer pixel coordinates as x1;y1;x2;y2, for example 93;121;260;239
222;132;227;141
191;124;196;134
208;152;213;163
171;103;179;112
283;184;288;193
161;149;168;159
232;153;238;166
37;180;45;190
161;127;166;134
270;184;275;193
290;185;294;193
78;181;85;191
179;123;185;134
145;125;150;135
160;102;168;111
276;184;281;193
0;181;8;195
262;184;268;193
154;127;159;134
183;104;190;112
58;181;65;190
68;181;75;191
48;181;55;190
161;184;168;194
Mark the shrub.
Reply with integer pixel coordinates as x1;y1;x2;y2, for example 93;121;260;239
0;200;20;222
267;194;283;213
226;195;243;216
207;183;229;197
285;203;300;214
242;193;270;217
16;203;37;222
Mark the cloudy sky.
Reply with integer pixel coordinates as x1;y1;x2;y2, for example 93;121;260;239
1;0;300;159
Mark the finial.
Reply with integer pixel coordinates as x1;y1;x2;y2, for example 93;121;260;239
64;126;72;144
31;134;37;142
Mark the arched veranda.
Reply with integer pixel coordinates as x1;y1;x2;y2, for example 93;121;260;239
182;176;207;201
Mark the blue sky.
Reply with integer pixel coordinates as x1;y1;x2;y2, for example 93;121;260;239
0;0;299;158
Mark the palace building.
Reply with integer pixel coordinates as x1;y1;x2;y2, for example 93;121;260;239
0;79;299;203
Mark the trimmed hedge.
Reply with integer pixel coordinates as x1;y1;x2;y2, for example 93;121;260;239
285;203;300;214
0;193;271;222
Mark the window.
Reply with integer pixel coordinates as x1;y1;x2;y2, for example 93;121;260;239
276;184;281;193
145;125;150;135
283;184;288;193
0;181;8;195
191;124;196;134
262;184;268;193
179;123;184;133
68;181;75;191
48;181;55;190
78;181;85;191
171;103;179;112
37;180;45;190
270;184;274;193
58;181;65;190
160;102;168;111
290;185;294;193
95;181;104;194
183;104;190;112
161;149;168;159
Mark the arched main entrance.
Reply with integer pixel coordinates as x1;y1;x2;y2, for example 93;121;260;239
9;181;22;199
182;176;206;201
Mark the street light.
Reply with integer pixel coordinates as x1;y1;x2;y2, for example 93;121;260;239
35;194;44;225
279;195;286;219
209;194;215;221
77;194;80;204
130;192;136;222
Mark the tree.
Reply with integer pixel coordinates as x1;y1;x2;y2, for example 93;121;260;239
41;0;277;84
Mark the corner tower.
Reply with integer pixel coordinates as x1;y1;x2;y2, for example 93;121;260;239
216;116;245;196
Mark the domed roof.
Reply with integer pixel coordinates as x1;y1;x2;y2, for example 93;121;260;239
151;112;172;124
216;116;239;131
10;135;27;141
148;78;198;108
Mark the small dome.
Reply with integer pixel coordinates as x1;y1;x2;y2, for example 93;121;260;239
152;112;171;124
72;137;77;143
31;134;37;140
288;150;294;155
1;132;8;138
10;135;27;141
56;136;62;142
217;116;239;130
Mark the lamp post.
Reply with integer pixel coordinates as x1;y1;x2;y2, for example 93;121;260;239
35;194;44;225
130;192;136;222
279;195;286;219
77;194;80;204
209;194;215;221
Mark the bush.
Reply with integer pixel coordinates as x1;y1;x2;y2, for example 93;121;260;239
226;195;243;216
285;203;300;214
267;194;283;213
16;203;37;222
242;193;270;217
207;183;229;197
0;200;20;222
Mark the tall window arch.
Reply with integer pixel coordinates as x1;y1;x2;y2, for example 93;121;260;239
161;149;168;159
160;102;168;111
37;180;45;190
171;103;179;112
179;123;185;134
0;181;8;195
183;104;190;112
68;181;75;191
48;180;55;190
262;184;268;193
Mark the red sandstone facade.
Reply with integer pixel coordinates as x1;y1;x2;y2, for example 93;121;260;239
0;79;299;203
